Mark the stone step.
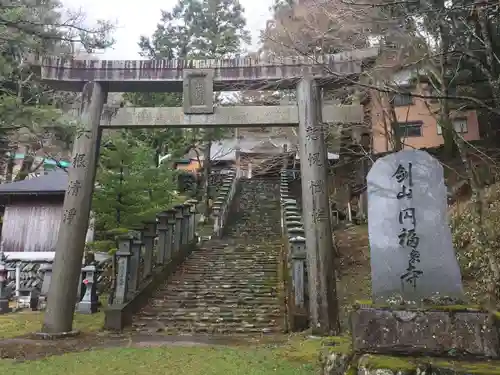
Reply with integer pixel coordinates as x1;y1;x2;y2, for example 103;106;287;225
165;282;278;288
180;259;277;263
168;276;279;281
132;178;284;335
137;313;281;322
164;284;277;291
175;269;278;275
185;257;280;262
173;270;278;276
172;272;279;278
182;262;279;266
182;257;280;262
166;279;278;285
191;248;282;252
159;285;278;298
133;320;280;329
147;297;280;306
155;293;278;301
146;303;281;312
141;306;281;314
194;257;279;263
131;321;281;334
173;275;278;279
179;257;279;262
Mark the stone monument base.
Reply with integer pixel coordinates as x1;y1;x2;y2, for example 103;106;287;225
76;300;99;314
350;305;500;358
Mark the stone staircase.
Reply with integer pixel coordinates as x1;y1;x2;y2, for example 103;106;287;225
132;177;283;335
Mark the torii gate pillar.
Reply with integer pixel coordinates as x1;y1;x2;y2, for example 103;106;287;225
297;77;340;335
42;82;105;334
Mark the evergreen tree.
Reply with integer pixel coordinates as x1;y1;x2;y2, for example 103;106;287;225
130;0;250;216
93;133;180;232
0;0;113;180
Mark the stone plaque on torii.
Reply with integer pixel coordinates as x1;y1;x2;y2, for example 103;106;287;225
33;47;378;334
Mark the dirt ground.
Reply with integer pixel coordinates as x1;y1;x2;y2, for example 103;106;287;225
0;331;287;362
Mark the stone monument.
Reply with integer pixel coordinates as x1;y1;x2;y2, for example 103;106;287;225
350;150;500;360
366;149;463;303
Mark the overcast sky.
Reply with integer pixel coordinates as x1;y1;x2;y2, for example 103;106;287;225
61;0;272;60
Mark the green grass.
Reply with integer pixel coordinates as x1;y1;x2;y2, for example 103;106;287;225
0;346;316;375
0;309;105;339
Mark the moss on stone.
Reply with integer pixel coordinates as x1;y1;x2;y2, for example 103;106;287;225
360;354;500;375
432;359;500;375
345;365;358;375
352;300;485;313
362;354;417;371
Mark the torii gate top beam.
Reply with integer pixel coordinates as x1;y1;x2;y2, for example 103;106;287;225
33;48;379;92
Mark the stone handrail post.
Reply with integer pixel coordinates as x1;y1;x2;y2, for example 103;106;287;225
173;205;184;254
76;265;98;314
156;211;169;265
128;238;142;296
219;184;230;227
181;203;191;246
114;235;133;305
289;232;306;309
166;209;177;259
141;221;157;279
185;199;198;243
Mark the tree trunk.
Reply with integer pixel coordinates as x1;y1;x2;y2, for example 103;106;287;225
16;147;44;181
5;152;15;183
389;100;402;152
438;23;457;158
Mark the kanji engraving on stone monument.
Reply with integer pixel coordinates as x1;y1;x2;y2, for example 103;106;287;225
399;207;416;227
393;163;413;199
367;149;464;303
391;162;423;289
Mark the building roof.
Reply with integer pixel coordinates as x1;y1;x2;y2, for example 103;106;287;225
8;153;71;167
0;169;68;196
186;138;294;162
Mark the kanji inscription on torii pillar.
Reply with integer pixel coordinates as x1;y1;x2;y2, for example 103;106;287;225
183;69;214;114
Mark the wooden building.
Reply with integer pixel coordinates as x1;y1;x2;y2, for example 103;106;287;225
0;170;94;256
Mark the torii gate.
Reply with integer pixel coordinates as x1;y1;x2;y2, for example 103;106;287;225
34;47;378;334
